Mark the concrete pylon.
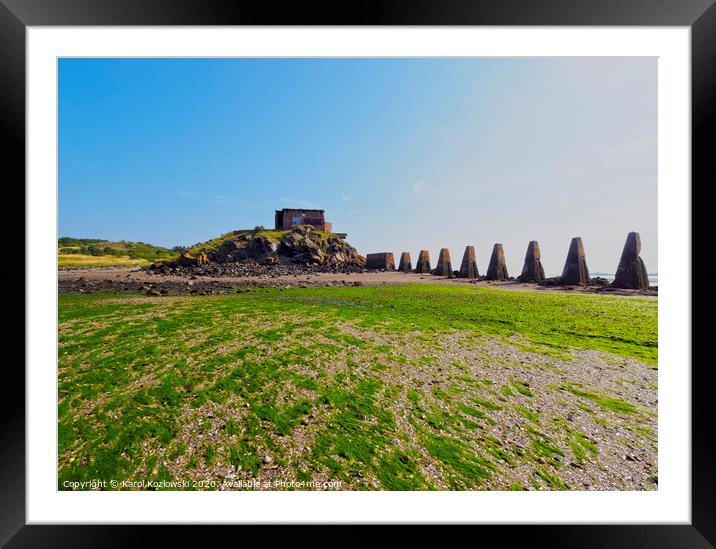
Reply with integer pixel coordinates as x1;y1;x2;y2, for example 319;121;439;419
560;237;590;285
366;252;395;270
398;252;412;273
458;246;479;278
486;244;509;281
414;250;431;274
433;248;454;277
517;241;545;283
611;232;649;289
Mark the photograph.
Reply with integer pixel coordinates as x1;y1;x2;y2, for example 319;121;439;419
56;56;658;492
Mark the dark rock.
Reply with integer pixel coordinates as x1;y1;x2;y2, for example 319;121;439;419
398;252;412;273
539;277;560;287
560;237;590;285
611;232;649;289
433;248;454;277
366;252;396;270
486;244;509;281
414;250;431;274
458;246;479;279
518;241;545;283
247;235;278;259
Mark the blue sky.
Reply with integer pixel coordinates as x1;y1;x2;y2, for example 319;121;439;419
59;57;656;275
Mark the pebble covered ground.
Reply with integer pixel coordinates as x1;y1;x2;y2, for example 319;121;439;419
58;266;657;299
161;326;657;491
58;287;657;491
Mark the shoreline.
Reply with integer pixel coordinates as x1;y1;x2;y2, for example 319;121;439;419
58;267;658;300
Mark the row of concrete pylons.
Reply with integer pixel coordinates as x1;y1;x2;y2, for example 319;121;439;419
365;232;650;289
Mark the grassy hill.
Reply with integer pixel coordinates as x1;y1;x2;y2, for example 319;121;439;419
59;226;348;269
58;237;180;268
177;226;360;267
185;227;336;256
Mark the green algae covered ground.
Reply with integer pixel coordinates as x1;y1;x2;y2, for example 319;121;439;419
58;285;657;491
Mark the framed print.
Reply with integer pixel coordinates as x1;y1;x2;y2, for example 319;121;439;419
2;0;714;545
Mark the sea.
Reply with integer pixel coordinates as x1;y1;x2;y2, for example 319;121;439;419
543;273;658;285
589;273;658;285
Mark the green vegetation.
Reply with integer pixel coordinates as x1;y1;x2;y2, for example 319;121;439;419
186;227;340;256
58;284;657;490
58;254;150;268
515;404;540;424
186;231;243;255
262;284;656;363
558;384;637;415
58;237;179;267
568;432;599;463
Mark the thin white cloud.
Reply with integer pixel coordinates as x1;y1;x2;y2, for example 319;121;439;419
340;195;353;201
412;180;427;194
342;210;358;220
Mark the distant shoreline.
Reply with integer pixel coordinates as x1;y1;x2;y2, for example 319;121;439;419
586;273;658;285
58;267;658;300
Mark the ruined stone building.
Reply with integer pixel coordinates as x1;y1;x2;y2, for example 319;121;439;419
274;208;333;233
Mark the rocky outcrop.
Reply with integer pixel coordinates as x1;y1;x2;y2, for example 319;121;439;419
398;252;412;273
279;231;323;264
433;248;454;277
518;241;545;283
612;232;649;289
560;237;590;285
161;226;364;269
414;250;431;274
458;246;479;279
176;251;209;267
486;244;508;281
366;252;395;270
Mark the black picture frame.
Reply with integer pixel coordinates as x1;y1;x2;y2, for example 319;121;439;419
2;1;713;546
